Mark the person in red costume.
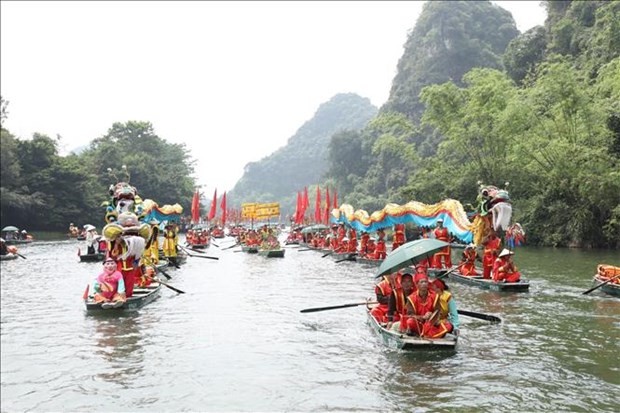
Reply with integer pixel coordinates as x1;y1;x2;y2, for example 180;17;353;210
359;231;370;255
370;274;395;323
492;249;521;283
347;229;358;253
372;237;387;260
386;271;414;330
482;231;502;279
392;224;406;251
335;237;349;253
337;223;346;244
432;219;452;269
404;273;452;338
458;244;480;276
364;237;376;258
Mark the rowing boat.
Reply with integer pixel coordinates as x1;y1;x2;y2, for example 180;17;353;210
593;274;620;297
439;267;530;292
258;249;285;258
84;283;161;314
241;245;259;254
366;309;457;351
79;252;105;262
0;253;18;261
355;256;383;266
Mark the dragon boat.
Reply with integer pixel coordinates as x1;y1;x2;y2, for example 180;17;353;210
366;309;457;351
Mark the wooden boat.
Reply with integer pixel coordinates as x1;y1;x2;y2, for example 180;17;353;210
593;274;620;297
79;252;105;262
367;309;457;351
355;256;383;266
258;249;285;258
445;268;530;292
84;283;161;314
331;252;357;261
0;253;19;261
241;245;259;253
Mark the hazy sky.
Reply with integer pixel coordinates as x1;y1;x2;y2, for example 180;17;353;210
1;1;546;194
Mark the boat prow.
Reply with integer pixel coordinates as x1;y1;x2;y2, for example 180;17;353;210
366;309;457;351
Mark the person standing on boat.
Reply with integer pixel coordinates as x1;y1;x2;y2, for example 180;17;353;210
404;273;452;338
392;224;406;251
162;223;178;262
482;231;502;279
431;278;460;335
85;226;97;254
92;257;127;309
458;244;480;276
431;219;452;269
143;220;160;265
386;271;415;332
492;249;521;283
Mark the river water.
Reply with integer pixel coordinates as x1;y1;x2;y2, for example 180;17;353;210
1;236;618;412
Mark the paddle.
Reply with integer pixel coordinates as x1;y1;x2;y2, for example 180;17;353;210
156;267;172;280
582;273;620;295
297;248;314;252
222;242;241;251
178;245;219;260
16;253;27;259
145;275;185;294
457;309;501;323
435;266;460;279
300;301;378;313
321;251;334;258
335;253;357;263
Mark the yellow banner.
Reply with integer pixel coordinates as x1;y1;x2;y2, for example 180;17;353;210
241;203;258;219
255;202;280;219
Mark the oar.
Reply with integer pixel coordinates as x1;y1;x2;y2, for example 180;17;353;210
16;253;27;259
297;248;314;252
156;267;172;280
457;309;501;323
582;273;620;295
300;301;378;313
335;253;357;263
145;275;185;294
321;251;334;258
223;242;241;250
178;245;219;260
435;266;460;279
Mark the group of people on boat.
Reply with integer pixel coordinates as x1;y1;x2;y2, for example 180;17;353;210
456;230;521;283
236;225;282;250
0;238;19;257
370;264;460;339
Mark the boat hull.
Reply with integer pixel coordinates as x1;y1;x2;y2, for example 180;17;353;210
84;284;161;314
445;269;530;292
594;275;620;297
258;249;285;258
241;245;259;254
0;253;18;261
367;309;457;351
355;257;383;266
79;253;105;262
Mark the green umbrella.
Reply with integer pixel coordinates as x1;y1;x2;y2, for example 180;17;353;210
375;238;449;277
1;226;19;232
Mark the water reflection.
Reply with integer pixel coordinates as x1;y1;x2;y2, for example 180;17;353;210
89;315;146;385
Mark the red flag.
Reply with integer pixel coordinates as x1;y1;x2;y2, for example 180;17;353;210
295;191;302;224
333;189;338;209
220;191;227;227
324;187;331;224
302;187;309;223
314;186;321;223
191;189;200;224
208;189;217;221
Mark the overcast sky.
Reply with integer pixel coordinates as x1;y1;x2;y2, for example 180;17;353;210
1;1;546;194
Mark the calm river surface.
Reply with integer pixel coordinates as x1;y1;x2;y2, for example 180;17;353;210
1;235;619;412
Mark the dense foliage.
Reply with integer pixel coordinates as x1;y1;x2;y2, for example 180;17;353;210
324;0;620;248
0;116;196;231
